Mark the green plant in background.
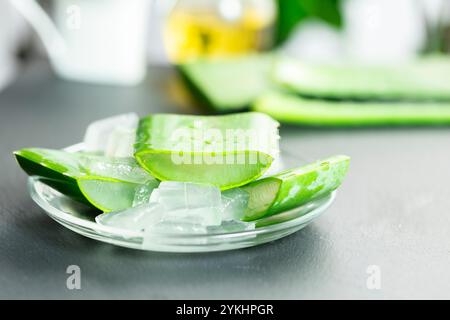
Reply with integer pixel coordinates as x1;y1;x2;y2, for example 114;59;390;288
275;0;343;45
421;0;450;54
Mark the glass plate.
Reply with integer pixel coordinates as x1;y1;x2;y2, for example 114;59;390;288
27;143;336;253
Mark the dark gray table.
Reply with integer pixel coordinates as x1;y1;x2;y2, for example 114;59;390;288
1;61;450;299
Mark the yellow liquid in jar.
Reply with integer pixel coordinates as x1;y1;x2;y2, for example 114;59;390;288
164;8;275;63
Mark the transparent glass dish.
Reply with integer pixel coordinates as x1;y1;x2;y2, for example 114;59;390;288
27;143;336;253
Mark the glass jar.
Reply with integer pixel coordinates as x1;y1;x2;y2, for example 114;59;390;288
163;0;276;63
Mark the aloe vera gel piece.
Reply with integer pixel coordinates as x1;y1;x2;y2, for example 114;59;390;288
237;155;350;221
14;148;158;212
135;112;280;190
275;56;450;101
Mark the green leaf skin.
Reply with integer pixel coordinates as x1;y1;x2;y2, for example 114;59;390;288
253;92;450;126
135;112;280;190
14;148;157;212
274;56;450;101
240;155;350;221
179;54;274;111
15;149;88;204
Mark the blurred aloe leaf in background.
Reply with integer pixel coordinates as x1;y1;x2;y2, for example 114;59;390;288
275;0;343;45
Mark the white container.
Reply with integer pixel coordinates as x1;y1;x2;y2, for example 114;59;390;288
10;0;150;85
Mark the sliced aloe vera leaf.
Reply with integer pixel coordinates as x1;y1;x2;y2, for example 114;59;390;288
253;92;450;126
77;178;159;213
274;56;450;101
14;148;157;212
15;149;88;204
238;155;350;221
179;54;274;111
135;112;280;190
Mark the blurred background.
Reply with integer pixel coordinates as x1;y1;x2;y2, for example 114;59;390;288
5;0;450;199
1;0;450;122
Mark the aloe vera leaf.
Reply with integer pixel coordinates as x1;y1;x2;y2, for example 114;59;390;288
239;155;350;221
253;92;450;126
179;54;274;111
134;112;280;190
274;56;450;101
14;148;157;212
76;178;158;213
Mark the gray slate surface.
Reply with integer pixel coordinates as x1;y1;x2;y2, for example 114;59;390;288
1;62;450;299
